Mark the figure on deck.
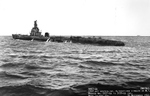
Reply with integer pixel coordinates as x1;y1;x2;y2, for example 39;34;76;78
34;20;38;28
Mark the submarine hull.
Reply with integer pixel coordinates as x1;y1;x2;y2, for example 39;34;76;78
12;34;49;41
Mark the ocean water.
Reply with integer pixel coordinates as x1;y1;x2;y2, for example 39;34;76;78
0;36;150;96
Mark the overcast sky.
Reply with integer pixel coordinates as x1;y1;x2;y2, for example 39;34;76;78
0;0;150;36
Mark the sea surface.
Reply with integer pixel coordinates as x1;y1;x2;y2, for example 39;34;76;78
0;36;150;96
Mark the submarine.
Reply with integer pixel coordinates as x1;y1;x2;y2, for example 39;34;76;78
12;20;125;46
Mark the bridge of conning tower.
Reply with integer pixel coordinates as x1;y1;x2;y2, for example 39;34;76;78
30;20;41;36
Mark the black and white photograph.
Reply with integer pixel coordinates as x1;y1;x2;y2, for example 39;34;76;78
0;0;150;96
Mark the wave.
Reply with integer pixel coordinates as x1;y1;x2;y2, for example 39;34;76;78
78;64;93;69
81;60;120;66
0;71;28;79
8;54;18;58
72;78;150;96
20;55;38;59
24;63;47;70
0;84;48;96
63;56;83;60
20;71;38;77
0;63;24;68
29;51;43;54
20;55;57;59
1;62;53;70
0;78;150;96
12;49;28;53
39;55;55;59
126;78;150;87
0;81;148;96
24;63;54;70
0;84;77;96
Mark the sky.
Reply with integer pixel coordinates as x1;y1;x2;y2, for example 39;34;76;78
0;0;150;36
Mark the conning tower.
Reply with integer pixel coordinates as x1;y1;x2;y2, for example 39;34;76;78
30;20;42;36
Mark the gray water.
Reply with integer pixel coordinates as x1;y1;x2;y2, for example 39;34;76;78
0;36;150;96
